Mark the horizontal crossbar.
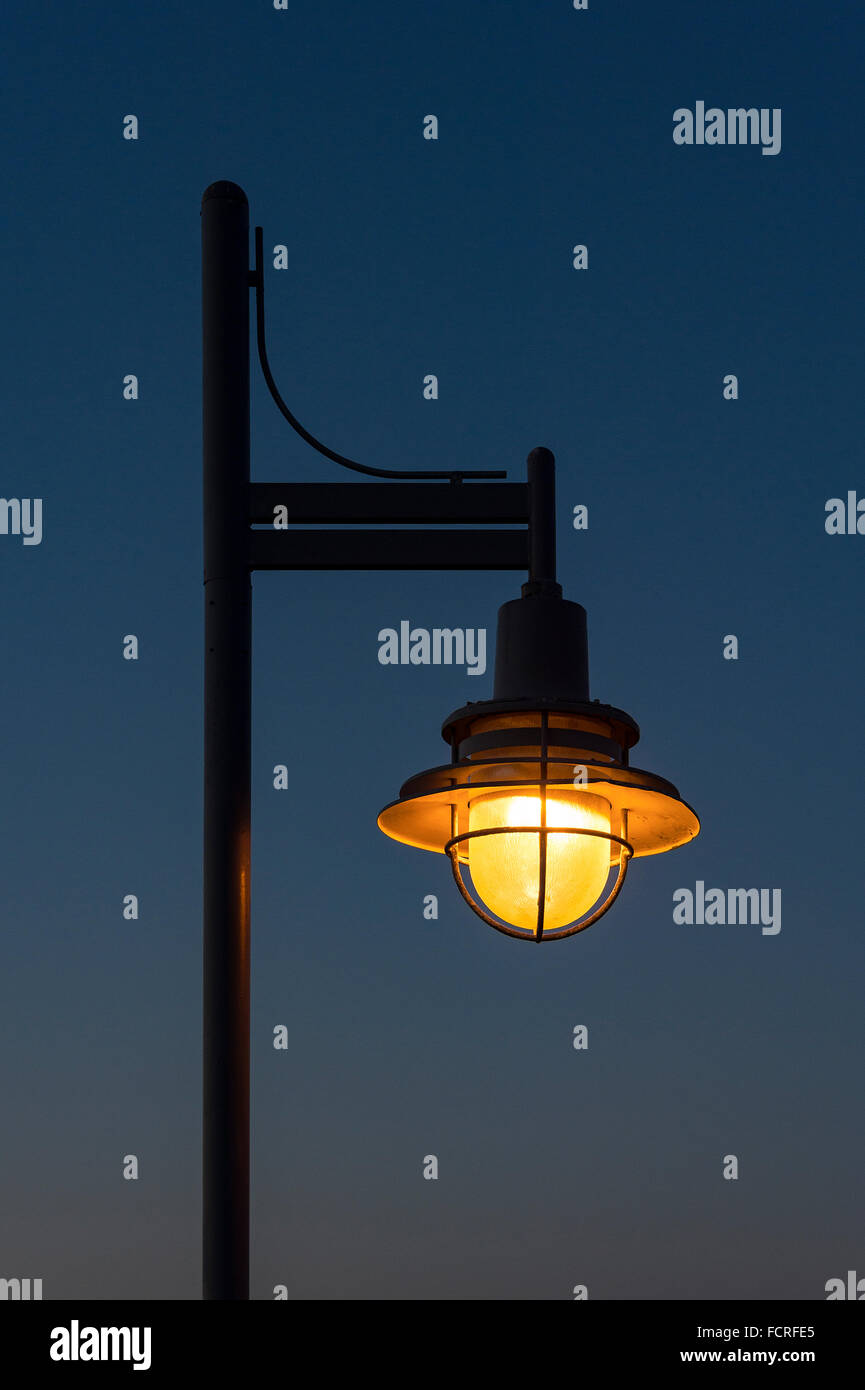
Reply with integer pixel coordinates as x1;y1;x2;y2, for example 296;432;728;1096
249;481;529;525
248;529;529;571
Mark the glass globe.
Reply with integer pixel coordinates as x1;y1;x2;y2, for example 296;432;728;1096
467;789;612;931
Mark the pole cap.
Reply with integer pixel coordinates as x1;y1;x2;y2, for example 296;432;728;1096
202;181;248;207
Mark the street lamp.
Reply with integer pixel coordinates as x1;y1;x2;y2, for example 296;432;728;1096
202;180;698;1300
377;507;700;940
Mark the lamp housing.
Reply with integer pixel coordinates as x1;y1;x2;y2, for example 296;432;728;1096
378;584;699;941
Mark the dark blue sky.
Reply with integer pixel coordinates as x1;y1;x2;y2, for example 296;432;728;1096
1;1;862;1299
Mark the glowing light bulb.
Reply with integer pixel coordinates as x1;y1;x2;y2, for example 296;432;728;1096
467;790;612;931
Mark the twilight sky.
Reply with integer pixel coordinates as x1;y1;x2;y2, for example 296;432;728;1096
1;0;862;1299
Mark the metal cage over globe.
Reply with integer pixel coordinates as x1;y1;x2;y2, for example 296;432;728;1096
378;693;699;941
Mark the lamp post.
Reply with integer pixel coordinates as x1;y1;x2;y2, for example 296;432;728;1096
202;181;251;1304
201;180;699;1300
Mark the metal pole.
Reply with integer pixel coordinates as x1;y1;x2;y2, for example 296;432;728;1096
202;180;251;1300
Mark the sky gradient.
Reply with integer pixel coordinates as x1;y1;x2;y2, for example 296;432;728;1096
1;1;862;1299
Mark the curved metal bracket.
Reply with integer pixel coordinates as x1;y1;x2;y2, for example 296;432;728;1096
252;227;506;481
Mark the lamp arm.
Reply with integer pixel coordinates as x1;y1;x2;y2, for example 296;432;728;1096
251;226;505;482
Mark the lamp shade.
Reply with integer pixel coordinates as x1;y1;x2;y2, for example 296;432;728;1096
378;698;699;941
